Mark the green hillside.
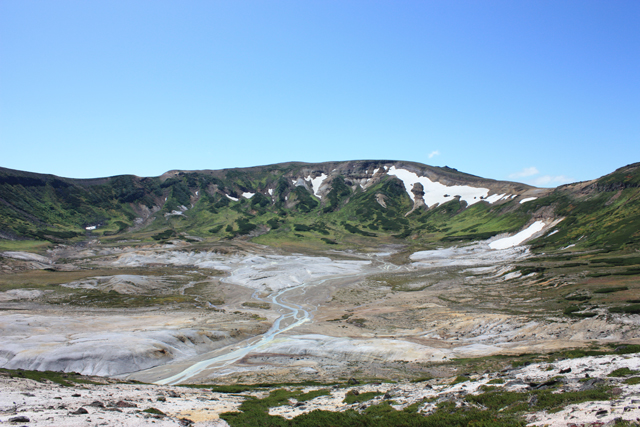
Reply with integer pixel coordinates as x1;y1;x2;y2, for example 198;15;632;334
1;161;639;253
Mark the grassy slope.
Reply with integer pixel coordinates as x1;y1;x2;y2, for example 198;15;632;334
528;163;640;253
1;162;639;253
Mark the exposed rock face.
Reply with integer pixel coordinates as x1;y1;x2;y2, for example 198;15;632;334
0;312;239;377
405;183;427;216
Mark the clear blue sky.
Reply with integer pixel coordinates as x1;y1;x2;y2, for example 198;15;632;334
1;1;638;186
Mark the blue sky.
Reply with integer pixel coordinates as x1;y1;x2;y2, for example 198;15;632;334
1;1;638;186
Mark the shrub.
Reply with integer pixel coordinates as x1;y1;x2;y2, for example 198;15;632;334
151;229;175;241
608;367;639;377
594;286;629;294
343;391;383;404
609;304;640;314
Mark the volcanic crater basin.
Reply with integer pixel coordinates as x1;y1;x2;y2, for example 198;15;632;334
1;239;640;387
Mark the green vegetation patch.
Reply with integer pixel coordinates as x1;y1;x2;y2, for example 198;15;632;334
466;387;611;415
608;367;639;377
152;229;176;241
517;266;546;276
221;391;526;427
56;289;197;308
590;257;640;267
555;344;640;358
242;301;271;310
343;222;377;237
563;305;597;318
594;286;629;294
609;304;640;314
0;368;100;387
451;375;471;385
142;408;165;416
564;294;591;301
343;391;383;404
236;218;257;235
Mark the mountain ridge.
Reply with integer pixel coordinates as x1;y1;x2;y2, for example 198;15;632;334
1;160;638;254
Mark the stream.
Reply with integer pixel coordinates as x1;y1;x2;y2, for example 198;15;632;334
155;280;321;385
154;254;403;385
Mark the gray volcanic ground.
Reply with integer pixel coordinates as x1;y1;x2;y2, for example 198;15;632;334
1;231;639;388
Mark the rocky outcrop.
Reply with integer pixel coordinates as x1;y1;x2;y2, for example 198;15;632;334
375;193;387;208
404;183;427;216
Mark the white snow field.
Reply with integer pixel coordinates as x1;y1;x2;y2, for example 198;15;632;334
488;221;546;250
242;192;255;199
409;243;530;267
386;166;511;208
519;197;538;204
306;173;328;198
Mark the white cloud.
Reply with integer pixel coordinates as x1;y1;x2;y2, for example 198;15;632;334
509;167;539;179
508;166;573;187
528;175;574;187
428;150;440;159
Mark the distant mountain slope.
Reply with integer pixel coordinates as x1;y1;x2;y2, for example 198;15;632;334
527;162;640;252
1;161;638;252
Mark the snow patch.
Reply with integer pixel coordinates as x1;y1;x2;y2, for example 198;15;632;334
386;166;491;207
242;192;255;199
484;193;506;204
226;195;238;201
85;226;97;230
519;197;537;204
546;229;559;237
306;173;328;198
410;243;529;267
488;221;546;250
268;189;273;196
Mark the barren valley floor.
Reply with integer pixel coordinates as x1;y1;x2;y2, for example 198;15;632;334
1;239;640;425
